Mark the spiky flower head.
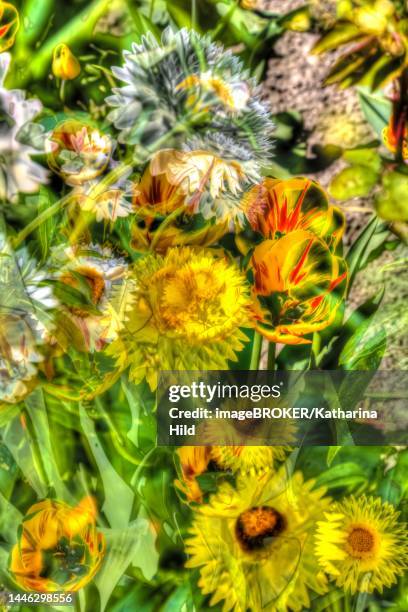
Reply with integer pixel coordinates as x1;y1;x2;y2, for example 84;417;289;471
315;495;408;594
108;247;251;389
106;27;274;163
186;468;330;611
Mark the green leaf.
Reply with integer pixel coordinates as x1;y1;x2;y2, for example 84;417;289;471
319;290;384;369
95;508;159;611
358;88;391;138
329;164;378;200
326;446;342;466
375;169;408;222
345;215;389;292
339;318;386;370
316;462;367;489
79;404;134;529
342;147;382;171
312;23;362;54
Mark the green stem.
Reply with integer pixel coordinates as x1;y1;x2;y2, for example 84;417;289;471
249;331;262;370
267;342;276;371
149;205;186;251
12;192;74;248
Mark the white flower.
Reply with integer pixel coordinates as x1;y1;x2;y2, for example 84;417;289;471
0;314;42;404
0;53;48;202
73;167;133;222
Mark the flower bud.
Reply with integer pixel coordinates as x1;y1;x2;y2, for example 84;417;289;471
52;43;80;80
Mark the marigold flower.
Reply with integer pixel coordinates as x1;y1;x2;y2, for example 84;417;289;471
0;2;19;52
315;495;408;594
46;120;111;186
10;497;105;592
251;229;347;344
107;247;251;389
186;468;330;611
52;44;80;80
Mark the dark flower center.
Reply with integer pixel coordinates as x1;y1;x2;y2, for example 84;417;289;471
235;506;285;551
40;537;87;585
347;526;375;558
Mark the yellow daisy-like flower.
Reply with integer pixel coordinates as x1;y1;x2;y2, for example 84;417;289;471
315;495;408;594
210;445;288;476
108;247;251;389
199;398;295;475
186;468;330;611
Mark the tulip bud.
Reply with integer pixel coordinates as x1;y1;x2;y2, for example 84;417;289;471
52;43;80;80
0;1;19;52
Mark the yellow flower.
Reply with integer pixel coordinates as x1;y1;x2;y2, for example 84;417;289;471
10;497;105;592
52;44;80;80
199;398;296;475
210;446;287;476
0;2;19;52
315;495;408;594
251;230;348;344
175;446;212;502
186;468;330;611
353;0;394;36
177;72;250;112
133;151;188;216
383;111;408;160
108;247;251;389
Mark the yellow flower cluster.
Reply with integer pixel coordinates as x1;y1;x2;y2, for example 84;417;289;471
185;471;408;610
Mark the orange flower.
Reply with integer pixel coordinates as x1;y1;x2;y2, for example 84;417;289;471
174;446;212;502
10;497;105;592
243;177;345;250
383;111;408;160
52;44;80;80
133;151;188;216
251;229;347;344
0;2;19;52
